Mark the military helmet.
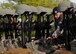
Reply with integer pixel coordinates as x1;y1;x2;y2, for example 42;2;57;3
52;6;60;14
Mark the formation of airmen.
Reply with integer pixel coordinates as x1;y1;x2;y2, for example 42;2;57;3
0;1;76;54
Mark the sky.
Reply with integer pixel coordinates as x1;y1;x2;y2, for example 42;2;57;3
70;0;76;3
0;0;9;4
0;0;16;4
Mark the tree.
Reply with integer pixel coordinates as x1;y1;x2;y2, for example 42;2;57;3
4;0;69;8
1;3;13;7
12;0;59;8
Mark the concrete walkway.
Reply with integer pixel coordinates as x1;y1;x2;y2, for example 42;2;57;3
26;40;46;54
